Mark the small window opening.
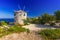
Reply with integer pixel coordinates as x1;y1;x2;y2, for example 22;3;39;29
24;14;25;16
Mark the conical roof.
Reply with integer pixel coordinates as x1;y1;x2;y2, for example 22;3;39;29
14;10;26;14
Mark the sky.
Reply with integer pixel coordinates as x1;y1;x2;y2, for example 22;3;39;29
0;0;60;18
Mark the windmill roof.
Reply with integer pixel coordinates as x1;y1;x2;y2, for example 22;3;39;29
14;10;26;13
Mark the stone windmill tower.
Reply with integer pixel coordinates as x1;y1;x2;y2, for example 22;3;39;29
14;5;27;26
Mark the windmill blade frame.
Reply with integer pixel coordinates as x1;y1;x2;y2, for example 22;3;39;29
18;4;21;10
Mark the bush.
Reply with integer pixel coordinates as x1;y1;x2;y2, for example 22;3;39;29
0;27;10;37
0;25;30;37
0;21;8;26
24;19;29;25
38;29;60;40
9;25;30;33
50;23;55;26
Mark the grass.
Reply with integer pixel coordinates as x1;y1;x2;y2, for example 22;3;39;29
38;29;60;40
0;25;30;37
0;21;30;37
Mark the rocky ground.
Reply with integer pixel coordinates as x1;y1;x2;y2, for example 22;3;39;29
0;24;57;40
0;31;43;40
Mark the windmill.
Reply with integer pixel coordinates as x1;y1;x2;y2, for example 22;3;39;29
14;4;28;26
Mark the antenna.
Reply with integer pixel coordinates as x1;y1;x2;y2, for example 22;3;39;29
18;4;21;10
23;5;29;13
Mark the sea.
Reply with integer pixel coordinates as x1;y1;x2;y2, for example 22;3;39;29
0;18;14;22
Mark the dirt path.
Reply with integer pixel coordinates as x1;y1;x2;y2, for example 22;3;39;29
23;24;56;31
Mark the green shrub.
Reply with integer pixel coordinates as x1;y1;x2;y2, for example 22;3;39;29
24;19;29;25
50;23;55;26
0;27;10;37
0;21;8;26
38;29;60;40
9;25;29;33
0;25;30;37
26;29;30;33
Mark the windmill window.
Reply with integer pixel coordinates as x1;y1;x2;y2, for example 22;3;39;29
24;14;25;16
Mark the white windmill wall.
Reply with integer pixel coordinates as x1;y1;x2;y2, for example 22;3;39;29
14;10;27;25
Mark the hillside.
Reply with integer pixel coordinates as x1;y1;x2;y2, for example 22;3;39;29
0;31;43;40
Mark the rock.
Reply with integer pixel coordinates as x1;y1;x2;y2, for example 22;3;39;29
0;32;43;40
2;25;9;30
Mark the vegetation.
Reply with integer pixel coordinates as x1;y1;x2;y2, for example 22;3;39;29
41;13;50;23
50;23;55;26
27;10;60;26
28;13;56;25
24;19;29;25
0;21;30;37
0;21;8;26
38;29;60;40
54;10;60;20
0;25;29;37
9;25;30;33
30;17;40;24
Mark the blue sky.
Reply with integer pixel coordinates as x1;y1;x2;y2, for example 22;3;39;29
0;0;60;18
